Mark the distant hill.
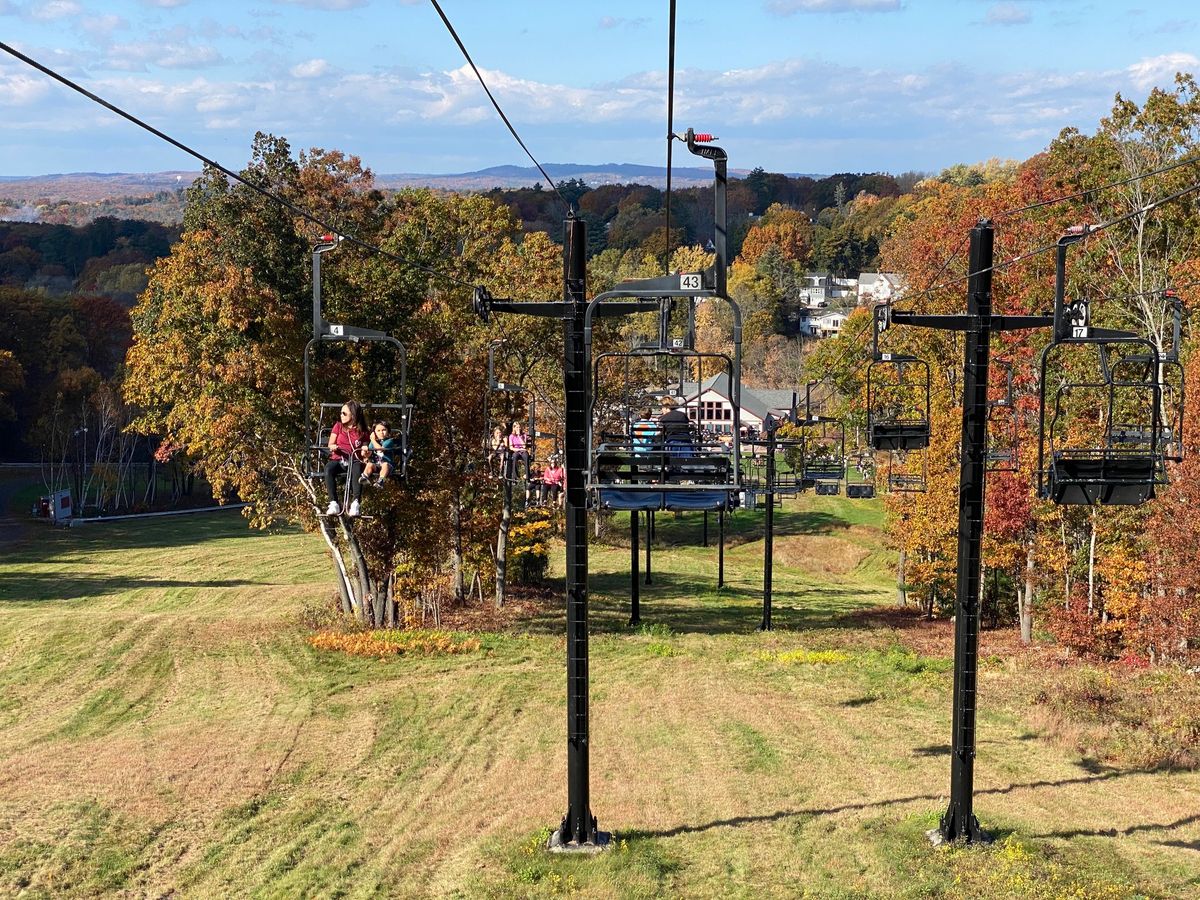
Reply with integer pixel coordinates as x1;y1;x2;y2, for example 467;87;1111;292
0;171;198;203
0;163;827;205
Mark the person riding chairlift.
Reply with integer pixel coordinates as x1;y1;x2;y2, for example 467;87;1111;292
657;395;693;455
324;400;367;517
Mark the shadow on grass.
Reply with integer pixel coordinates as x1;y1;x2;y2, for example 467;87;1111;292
625;768;1177;840
0;572;265;603
607;509;854;552
912;744;952;756
1038;811;1200;841
518;569;883;637
2;513;272;566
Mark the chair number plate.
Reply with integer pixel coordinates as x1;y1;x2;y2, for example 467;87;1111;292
679;273;702;291
330;325;344;336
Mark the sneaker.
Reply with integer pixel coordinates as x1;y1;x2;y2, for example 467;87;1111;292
325;501;341;516
359;474;371;484
374;477;388;489
347;500;361;517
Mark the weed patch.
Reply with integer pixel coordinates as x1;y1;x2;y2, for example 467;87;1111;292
938;834;1136;899
307;628;481;659
1028;665;1200;769
758;647;851;665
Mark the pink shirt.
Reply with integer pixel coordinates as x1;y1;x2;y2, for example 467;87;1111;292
543;465;564;486
508;432;527;451
330;421;365;461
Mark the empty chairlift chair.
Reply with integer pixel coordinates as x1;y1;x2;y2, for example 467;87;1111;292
1036;229;1164;506
867;303;930;492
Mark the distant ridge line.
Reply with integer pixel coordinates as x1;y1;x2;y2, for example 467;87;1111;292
0;164;829;202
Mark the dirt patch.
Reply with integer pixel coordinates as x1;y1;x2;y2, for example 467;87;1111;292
774;535;870;575
838;606;1074;663
431;583;561;632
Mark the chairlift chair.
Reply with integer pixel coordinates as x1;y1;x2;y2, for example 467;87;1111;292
1037;229;1163;506
986;359;1019;473
585;288;743;513
483;341;541;483
867;304;931;452
741;435;805;496
302;234;412;518
795;383;847;492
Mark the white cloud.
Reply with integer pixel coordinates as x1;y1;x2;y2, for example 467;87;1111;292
0;70;52;106
1127;53;1199;91
98;26;225;71
767;0;901;14
80;13;127;38
141;0;189;7
30;0;80;20
3;38;1195;177
290;58;330;78
985;3;1031;26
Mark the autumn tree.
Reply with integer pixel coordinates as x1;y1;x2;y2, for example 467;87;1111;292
125;134;561;624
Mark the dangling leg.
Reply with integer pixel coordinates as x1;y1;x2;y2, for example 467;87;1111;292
324;459;345;515
347;456;364;516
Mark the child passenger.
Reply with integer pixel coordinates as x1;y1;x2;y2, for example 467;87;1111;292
361;420;398;487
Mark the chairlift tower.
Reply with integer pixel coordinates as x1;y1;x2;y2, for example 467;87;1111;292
887;220;1055;844
886;218;1172;844
474;128;734;851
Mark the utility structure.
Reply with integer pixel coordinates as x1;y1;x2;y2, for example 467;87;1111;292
741;400;803;631
881;219;1170;844
474;128;734;850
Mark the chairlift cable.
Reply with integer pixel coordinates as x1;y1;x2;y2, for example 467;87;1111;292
0;41;476;291
663;0;677;274
892;177;1200;315
428;0;571;213
994;153;1200;221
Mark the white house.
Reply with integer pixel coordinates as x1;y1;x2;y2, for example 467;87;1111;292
810;310;849;337
857;272;906;305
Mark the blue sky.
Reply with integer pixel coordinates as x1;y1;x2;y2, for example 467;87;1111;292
1;0;1197;177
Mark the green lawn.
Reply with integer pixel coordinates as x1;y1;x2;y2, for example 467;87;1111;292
0;496;1197;898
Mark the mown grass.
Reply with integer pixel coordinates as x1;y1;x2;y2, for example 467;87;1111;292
0;494;1197;898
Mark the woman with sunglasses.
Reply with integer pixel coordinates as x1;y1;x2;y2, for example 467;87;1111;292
324;400;368;516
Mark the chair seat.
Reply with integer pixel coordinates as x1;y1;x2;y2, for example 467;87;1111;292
1048;451;1157;506
871;422;930;451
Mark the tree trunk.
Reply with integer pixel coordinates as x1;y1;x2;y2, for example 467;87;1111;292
896;548;907;607
339;518;373;624
1087;510;1097;615
318;518;356;615
1061;516;1071;608
1020;541;1035;644
451;493;465;604
494;476;513;608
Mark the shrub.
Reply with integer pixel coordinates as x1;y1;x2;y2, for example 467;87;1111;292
508;507;554;584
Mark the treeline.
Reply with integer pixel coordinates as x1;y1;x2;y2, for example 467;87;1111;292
0;217;178;303
0;217;187;512
483;168;915;273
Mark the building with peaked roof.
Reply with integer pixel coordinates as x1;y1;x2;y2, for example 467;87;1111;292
857;272;906;305
672;372;801;435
